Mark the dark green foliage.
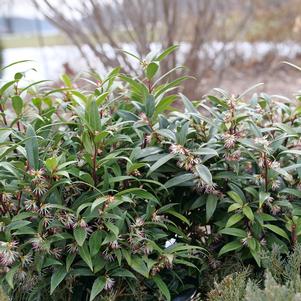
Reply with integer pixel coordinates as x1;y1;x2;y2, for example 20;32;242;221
1;48;301;300
0;49;202;301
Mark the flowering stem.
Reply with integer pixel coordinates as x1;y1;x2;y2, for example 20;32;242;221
17;120;21;132
0;104;8;126
291;224;297;248
147;79;153;93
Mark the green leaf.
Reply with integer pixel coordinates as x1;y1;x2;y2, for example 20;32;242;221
89;231;102;257
91;196;107;212
60;73;72;87
0;60;32;73
131;256;149;278
162;173;194;190
95;92;109;106
111;268;136;279
219;228;247;238
66;253;76;272
247;237;257;251
85;99;101;131
226;213;244;227
147;153;175;176
264;224;289;241
195;164;213;185
176;122;189;145
243;206;254;221
166;210;190;225
280;188;301;198
206;194;218;222
134;146;162;159
146;61;159;80
153;275;171;301
82;130;95;155
50;267;67;295
7;220;31;230
228;203;242;212
12;95;23;115
156;45;179;61
5;265;18;289
12;212;36;221
25;125;39;169
250;249;261;267
0;162;19;177
74;226;87;246
0;80;17;95
180;93;199;115
218;241;242;256
45;157;58;172
145;94;156;117
227;191;244;205
89;276;105;301
13;226;36;235
43;257;63;268
79;243;93;271
193;148;219;156
116;188;158;203
105;221;119;238
259;192;270;208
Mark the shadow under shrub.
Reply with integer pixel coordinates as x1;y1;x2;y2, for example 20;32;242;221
1;49;301;300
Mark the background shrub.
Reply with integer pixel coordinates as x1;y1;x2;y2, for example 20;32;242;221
206;245;301;301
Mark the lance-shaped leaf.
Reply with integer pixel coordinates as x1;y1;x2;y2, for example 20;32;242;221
25;124;39;169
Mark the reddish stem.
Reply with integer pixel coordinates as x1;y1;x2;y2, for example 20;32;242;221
291;224;297;248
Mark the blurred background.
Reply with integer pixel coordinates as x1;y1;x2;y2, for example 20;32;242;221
1;0;301;98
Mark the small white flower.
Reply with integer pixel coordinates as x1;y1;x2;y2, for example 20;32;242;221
169;144;189;155
58;212;76;228
20;253;33;267
0;222;5;232
51;248;62;259
142;243;153;255
152;211;165;222
133;217;144;228
270;161;280;169
223;133;236;149
33;181;48;196
258;157;265;168
103;249;114;262
104;276;115;291
24;199;38;211
0;241;19;266
76;218;88;229
271;205;281;215
109;240;119;250
254;136;269;148
29;168;45;179
2;192;13;202
225;150;241;162
31;234;47;251
66;242;78;254
38;204;51;216
271;179;281;190
260;238;267;246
